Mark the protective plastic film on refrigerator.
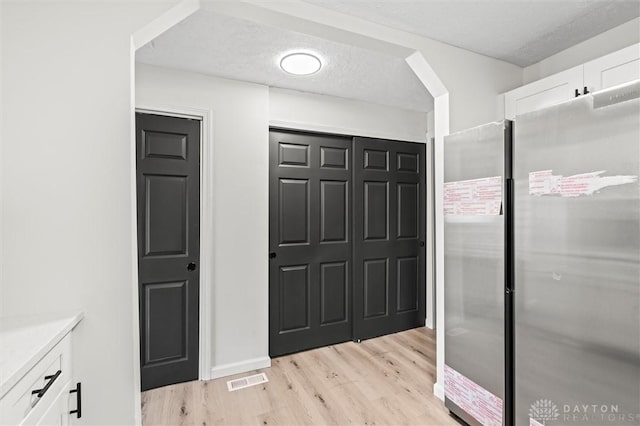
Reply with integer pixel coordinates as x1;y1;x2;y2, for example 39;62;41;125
514;81;640;426
444;121;511;426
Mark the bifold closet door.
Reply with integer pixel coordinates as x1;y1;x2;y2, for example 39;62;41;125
353;137;426;340
269;130;353;357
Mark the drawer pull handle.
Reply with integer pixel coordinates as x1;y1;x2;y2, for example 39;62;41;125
69;382;82;419
31;369;62;399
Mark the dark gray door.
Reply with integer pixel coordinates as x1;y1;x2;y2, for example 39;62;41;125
353;137;426;340
136;113;200;391
269;129;352;357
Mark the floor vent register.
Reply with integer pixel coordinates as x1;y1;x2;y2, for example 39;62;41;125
226;373;269;392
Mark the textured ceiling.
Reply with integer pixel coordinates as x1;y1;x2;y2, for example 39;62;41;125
136;10;434;112
303;0;640;66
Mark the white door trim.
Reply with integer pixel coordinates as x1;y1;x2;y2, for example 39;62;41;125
135;104;214;382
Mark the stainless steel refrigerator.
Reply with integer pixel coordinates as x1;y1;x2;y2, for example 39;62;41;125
514;81;640;425
444;121;512;426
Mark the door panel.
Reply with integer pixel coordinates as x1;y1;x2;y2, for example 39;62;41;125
279;143;309;166
136;113;200;391
144;175;187;256
279;265;310;332
320;146;347;168
143;131;187;159
320;181;347;242
397;183;418;238
269;129;352;357
144;281;188;363
364;149;388;170
279;179;309;245
353;137;426;340
397;256;418;312
364;181;388;240
363;259;388;318
320;262;348;325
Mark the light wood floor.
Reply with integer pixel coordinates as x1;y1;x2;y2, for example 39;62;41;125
142;327;458;426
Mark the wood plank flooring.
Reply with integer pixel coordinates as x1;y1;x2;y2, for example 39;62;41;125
141;327;457;426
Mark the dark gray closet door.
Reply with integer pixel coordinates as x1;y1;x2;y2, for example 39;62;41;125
269;129;352;357
353;137;426;340
136;113;200;391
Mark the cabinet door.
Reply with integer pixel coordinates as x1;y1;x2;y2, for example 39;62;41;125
584;43;640;92
504;66;582;119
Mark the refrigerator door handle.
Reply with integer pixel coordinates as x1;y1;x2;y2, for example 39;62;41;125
505;178;515;293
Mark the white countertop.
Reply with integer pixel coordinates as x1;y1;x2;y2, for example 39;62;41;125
0;312;84;398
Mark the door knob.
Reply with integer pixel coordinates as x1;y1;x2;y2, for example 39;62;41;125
419;241;425;247
187;262;197;271
269;252;277;259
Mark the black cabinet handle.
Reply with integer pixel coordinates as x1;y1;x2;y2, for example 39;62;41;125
583;86;590;95
32;369;61;399
575;88;580;97
187;262;197;271
70;382;82;419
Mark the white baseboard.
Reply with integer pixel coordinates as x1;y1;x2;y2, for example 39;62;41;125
210;356;272;380
425;316;434;330
433;381;445;400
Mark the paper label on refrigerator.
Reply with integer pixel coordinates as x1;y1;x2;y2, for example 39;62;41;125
529;418;545;426
444;364;503;426
444;176;502;216
529;170;637;197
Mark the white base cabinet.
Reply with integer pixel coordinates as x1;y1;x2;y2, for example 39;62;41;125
0;314;83;426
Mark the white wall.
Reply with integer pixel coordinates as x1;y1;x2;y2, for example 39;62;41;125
0;0;4;310
0;2;180;424
269;87;429;142
524;17;640;83
136;63;271;377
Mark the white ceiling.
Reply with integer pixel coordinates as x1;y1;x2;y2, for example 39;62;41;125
137;2;639;113
304;0;640;67
136;10;434;112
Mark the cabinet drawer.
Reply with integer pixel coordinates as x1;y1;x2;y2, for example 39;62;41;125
26;380;71;426
0;334;72;425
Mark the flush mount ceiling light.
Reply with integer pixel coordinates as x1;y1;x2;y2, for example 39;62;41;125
280;53;322;76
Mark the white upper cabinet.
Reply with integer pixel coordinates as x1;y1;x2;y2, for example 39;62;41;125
504;66;582;120
504;43;640;120
584;43;640;93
